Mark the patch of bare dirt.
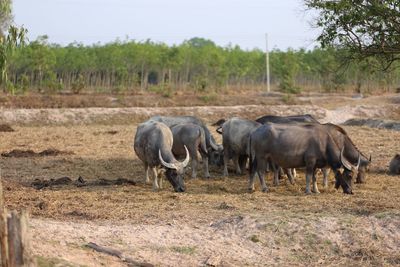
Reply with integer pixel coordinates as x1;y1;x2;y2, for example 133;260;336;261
0;102;399;126
1;148;74;158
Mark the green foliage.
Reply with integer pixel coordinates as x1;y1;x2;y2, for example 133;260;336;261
305;0;400;70
0;25;27;93
71;73;85;94
3;35;400;94
272;49;301;94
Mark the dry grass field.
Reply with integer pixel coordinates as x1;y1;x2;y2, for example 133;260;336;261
0;92;399;266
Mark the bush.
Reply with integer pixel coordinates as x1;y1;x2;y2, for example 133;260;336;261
71;74;85;94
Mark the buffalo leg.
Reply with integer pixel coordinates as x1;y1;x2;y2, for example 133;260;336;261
144;163;150;184
322;168;330;188
312;170;320;194
223;151;230;177
248;169;257;192
239;155;247;174
233;155;241;175
305;171;313;194
150;167;159;191
258;170;268;192
191;157;198;179
285;168;295;185
199;150;210;179
271;163;279;186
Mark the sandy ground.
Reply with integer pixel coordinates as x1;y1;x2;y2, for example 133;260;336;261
1;93;400;266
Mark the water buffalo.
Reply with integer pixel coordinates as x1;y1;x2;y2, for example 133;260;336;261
219;117;261;176
249;123;361;194
134;120;189;192
171;123;210;179
254;114;320;183
148;115;223;165
389;154;400;175
255;115;370;186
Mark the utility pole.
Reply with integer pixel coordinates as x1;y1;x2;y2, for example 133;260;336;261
265;33;270;93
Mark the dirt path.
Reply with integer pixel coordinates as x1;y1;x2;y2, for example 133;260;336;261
0;103;398;126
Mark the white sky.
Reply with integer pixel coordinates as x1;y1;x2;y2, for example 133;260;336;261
13;0;320;50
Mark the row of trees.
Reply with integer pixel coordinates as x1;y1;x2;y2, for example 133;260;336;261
5;36;399;94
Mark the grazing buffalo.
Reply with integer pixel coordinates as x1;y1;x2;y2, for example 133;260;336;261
255;115;370;186
171;123;210;179
249;123;361;194
134;121;189;192
389;154;400;175
254;114;320;183
148;115;223;165
219;117;261;176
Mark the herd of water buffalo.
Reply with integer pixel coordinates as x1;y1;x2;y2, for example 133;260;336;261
133;114;391;195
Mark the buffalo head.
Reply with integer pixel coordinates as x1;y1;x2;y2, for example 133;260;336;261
159;146;189;192
336;148;361;194
355;154;371;183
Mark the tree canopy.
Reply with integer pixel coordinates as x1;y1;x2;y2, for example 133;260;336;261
305;0;400;69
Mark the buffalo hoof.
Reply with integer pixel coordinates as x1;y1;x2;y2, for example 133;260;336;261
248;188;255;193
312;190;320;194
262;187;268;193
305;190;312;195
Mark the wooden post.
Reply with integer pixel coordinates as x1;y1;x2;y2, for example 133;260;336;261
0;172;10;267
0;171;33;267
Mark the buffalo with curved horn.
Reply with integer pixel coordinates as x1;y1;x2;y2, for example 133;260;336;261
134;121;189;192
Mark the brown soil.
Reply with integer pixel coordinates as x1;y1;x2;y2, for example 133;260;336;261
1;93;400;266
0;91;398;109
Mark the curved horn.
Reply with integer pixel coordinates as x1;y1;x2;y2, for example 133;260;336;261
340;147;359;171
209;136;220;151
159;149;177;169
340;147;353;171
356;153;361;170
181;145;190;167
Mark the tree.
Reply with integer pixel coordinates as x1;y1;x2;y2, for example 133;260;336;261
305;0;400;69
0;0;26;92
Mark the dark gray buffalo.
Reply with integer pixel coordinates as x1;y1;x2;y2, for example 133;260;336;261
171;123;210;179
219;117;261;176
249;123;361;194
255;115;370;186
254;114;320;182
134;121;189;192
148;115;223;165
